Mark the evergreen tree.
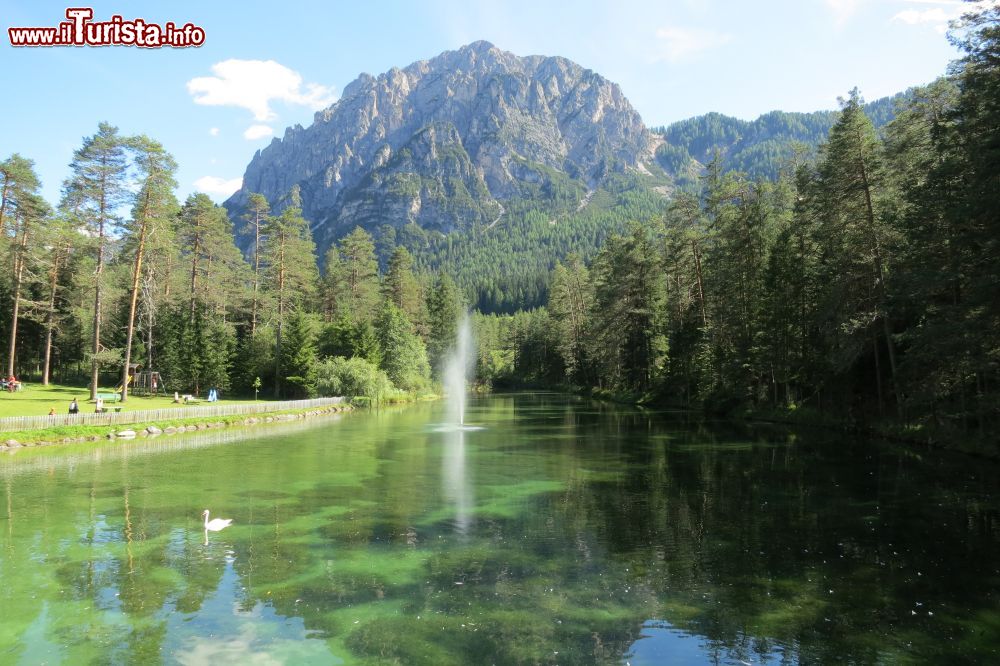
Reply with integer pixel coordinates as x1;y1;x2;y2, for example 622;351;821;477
661;192;713;403
262;186;319;396
319;314;381;364
177;193;241;319
2;156;47;378
61;122;129;398
813;89;899;416
242;192;270;338
589;223;668;393
547;254;592;384
426;271;464;378
382;246;427;335
0;154;40;239
120;136;177;401
37;214;77;385
374;301;431;392
327;226;380;323
281;311;319;398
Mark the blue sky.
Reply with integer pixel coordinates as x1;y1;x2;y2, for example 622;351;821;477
0;0;974;205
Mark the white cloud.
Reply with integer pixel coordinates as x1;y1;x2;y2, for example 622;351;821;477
193;176;242;197
243;124;274;140
893;6;954;31
187;59;336;121
652;26;731;63
892;1;998;33
209;127;220;136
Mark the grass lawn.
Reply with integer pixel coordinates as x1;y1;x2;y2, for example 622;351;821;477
0;383;265;418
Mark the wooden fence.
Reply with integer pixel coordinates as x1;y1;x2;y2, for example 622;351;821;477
0;397;345;434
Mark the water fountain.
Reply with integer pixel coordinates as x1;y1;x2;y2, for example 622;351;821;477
440;312;477;534
443;312;474;427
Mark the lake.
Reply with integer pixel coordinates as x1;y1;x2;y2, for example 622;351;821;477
1;393;997;664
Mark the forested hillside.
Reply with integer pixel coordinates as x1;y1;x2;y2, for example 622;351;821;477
471;6;1000;452
652;92;906;184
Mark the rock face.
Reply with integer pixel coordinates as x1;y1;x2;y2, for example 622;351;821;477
225;41;658;256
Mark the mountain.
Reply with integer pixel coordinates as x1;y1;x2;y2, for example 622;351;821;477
224;41;665;260
223;42;911;312
652;92;907;184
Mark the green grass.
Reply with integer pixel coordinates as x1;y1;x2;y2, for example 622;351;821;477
0;382;266;418
0;405;353;446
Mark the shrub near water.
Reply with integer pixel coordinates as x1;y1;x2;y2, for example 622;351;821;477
316;356;395;403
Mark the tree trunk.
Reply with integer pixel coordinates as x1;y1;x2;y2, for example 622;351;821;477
691;239;708;328
90;171;109;402
0;180;9;238
6;215;30;377
274;233;286;398
42;251;62;385
872;330;884;417
91;233;104;400
251;212;260;338
189;238;200;322
121;193;151;403
858;149;900;418
144;268;155;374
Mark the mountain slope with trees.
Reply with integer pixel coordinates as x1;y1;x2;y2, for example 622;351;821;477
651;92;907;185
478;2;999;452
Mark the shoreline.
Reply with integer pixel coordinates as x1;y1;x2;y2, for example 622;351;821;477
0;402;354;453
554;385;999;460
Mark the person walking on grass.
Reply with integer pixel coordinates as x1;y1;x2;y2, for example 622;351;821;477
68;398;79;414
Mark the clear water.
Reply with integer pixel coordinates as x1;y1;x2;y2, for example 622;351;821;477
1;393;997;664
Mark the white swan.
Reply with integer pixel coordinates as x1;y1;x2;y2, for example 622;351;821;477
202;509;233;531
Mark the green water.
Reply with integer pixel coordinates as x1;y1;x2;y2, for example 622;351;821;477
1;393;997;664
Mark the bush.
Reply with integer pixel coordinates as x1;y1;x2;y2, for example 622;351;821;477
316;356;395;403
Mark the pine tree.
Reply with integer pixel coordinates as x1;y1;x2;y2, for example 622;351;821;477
382;246;427;335
262;186;319;396
178;193;237;319
426;271;464;378
120;136;177;401
281;311;319;398
547;254;592;384
327;226;380;323
61;122;129;399
6;191;50;378
0;154;40;239
38;214;77;385
374;301;431;392
1;155;46;378
814;89;899;416
590;223;668;393
242;192;270;338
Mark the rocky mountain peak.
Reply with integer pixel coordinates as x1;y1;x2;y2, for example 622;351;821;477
225;42;659;256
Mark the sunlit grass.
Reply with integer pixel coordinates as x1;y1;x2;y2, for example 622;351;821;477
0;382;266;418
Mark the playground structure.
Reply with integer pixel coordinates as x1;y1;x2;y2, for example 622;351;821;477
115;363;166;397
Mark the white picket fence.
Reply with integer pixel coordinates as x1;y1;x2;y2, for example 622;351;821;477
0;397;345;434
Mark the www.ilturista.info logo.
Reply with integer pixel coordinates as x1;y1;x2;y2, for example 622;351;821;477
8;8;205;48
